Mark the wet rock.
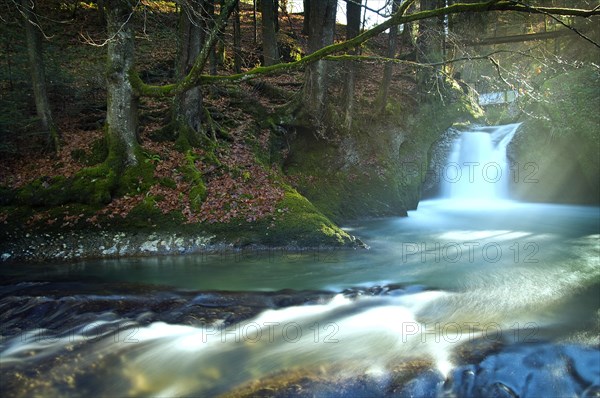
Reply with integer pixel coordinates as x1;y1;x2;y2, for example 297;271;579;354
446;343;600;398
398;369;445;398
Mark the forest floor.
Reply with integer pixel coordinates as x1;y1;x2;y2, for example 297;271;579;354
0;2;416;254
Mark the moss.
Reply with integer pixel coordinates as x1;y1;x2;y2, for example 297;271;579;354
68;136;108;168
149;122;178;143
70;148;87;164
13;143;159;209
124;195;185;229
179;150;207;210
269;188;351;245
189;184;207;212
13;163;115;207
277;32;303;63
284;76;484;221
158;177;177;189
69;164;116;204
87;137;109;166
202;187;353;247
0;205;36;234
116;154;156;196
129;68;176;98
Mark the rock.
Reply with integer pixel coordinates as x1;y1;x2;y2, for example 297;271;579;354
446;343;600;398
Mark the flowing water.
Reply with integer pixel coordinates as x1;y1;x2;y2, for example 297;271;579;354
1;125;599;397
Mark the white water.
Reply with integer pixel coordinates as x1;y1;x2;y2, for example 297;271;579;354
1;124;598;397
443;123;520;202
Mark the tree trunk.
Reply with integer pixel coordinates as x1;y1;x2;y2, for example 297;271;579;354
346;0;361;41
261;0;280;66
21;0;60;152
376;0;400;113
216;0;227;67
253;0;258;44
342;0;362;130
207;0;218;75
105;0;139;168
302;0;310;35
97;0;106;24
174;0;205;146
304;0;336;119
416;0;442;98
273;0;279;33
233;2;242;73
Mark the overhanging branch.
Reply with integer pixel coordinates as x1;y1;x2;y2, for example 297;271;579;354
131;0;600;97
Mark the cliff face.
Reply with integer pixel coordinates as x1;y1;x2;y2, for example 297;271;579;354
509;67;600;205
284;79;484;223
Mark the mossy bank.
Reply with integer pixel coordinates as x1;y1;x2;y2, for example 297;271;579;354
0;77;481;263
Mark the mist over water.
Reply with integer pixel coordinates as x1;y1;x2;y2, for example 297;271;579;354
1;124;599;397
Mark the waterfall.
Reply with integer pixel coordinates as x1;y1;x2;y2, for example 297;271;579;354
443;124;521;201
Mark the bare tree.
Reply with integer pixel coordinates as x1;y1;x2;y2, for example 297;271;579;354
416;0;443;97
21;0;60;152
174;0;206;147
342;0;362;129
262;0;280;66
105;0;138;168
376;0;401;113
304;0;337;120
233;1;242;73
302;0;310;35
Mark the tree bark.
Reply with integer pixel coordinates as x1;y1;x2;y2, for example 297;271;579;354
261;0;280;66
21;0;60;152
302;0;310;35
253;0;258;44
174;0;205;146
346;0;361;41
273;0;280;33
377;0;400;113
207;0;218;75
416;0;442;97
304;0;337;119
105;0;139;168
97;0;106;24
342;0;362;130
233;2;242;73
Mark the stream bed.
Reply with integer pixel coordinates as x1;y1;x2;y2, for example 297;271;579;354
1;200;599;397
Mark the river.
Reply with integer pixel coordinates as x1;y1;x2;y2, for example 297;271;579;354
1;125;599;397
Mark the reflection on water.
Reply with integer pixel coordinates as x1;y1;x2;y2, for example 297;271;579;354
1;201;599;396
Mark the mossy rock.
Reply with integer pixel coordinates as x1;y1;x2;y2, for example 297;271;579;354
16;166;115;207
269;188;352;246
284;84;483;222
203;188;354;247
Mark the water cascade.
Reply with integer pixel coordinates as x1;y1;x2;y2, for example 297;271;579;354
1;124;598;397
443;123;520;201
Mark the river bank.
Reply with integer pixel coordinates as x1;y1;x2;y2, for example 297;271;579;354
0;228;367;264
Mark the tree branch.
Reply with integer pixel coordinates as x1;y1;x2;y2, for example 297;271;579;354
509;0;600;49
131;0;600;97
